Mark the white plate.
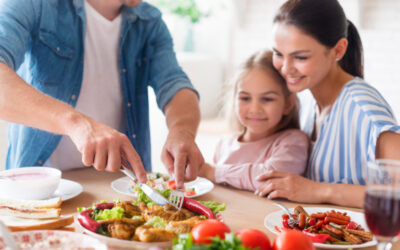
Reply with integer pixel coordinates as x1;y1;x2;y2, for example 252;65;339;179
264;206;377;249
0;230;106;249
111;176;214;198
50;179;83;201
78;221;172;249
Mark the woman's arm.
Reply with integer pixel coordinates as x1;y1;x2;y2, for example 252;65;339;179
376;131;400;160
256;171;365;208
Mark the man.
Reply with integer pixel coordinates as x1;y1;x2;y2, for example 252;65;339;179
0;0;204;188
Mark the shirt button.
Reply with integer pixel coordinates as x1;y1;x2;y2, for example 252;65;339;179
122;68;126;73
132;134;136;139
127;103;131;107
38;160;43;164
71;94;76;100
56;47;60;52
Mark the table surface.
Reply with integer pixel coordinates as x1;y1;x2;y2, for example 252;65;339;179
62;168;398;250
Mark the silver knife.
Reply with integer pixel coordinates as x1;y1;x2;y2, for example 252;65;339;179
120;164;169;206
0;220;19;250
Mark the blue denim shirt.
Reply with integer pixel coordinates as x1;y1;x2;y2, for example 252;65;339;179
0;0;197;171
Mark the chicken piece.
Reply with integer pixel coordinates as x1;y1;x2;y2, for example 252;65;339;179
164;203;177;212
346;229;373;242
115;201;142;217
165;216;202;234
134;225;176;242
99;218;145;240
343;229;363;244
107;221;136;240
180;208;196;218
138;201;148;212
168;209;187;221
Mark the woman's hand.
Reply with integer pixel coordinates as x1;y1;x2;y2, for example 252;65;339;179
255;170;327;204
66;113;147;183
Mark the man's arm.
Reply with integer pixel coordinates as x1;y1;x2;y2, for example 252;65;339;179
161;88;204;188
0;63;147;181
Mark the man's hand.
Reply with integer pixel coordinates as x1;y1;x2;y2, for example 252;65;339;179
67;113;148;183
161;128;204;189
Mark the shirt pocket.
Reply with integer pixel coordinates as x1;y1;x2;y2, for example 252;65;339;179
32;30;75;85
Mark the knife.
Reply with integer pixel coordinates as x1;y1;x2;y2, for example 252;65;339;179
0;220;19;250
120;164;169;206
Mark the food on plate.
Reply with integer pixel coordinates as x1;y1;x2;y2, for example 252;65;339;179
273;229;315;250
279;205;373;245
236;228;272;250
130;172;197;197
0;197;61;219
173;224;273;250
0;197;74;231
77;190;225;243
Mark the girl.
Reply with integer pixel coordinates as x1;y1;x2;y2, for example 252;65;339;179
199;50;309;192
256;0;400;207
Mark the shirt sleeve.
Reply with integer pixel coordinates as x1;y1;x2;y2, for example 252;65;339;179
214;130;309;191
0;0;37;70
146;18;199;112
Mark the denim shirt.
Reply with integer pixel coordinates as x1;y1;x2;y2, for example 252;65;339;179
0;0;197;171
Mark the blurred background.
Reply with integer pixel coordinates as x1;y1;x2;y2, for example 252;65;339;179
1;0;400;171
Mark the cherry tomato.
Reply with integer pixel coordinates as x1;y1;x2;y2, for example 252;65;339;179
236;228;272;250
273;229;315;250
167;180;176;190
191;219;231;244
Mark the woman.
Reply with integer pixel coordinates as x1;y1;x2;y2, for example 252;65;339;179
255;0;400;208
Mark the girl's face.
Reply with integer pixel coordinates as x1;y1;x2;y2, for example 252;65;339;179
236;68;292;142
272;23;336;93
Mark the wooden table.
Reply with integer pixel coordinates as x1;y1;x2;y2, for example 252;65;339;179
63;168;396;250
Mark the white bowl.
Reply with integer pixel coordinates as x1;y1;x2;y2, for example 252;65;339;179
0;167;61;200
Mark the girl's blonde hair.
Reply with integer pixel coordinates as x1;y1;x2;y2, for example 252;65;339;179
224;50;300;133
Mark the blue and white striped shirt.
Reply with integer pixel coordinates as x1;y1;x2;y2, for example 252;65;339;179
299;77;400;185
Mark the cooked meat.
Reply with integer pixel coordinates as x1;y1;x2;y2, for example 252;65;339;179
107;221;136;240
166;216;202;234
116;201;142;217
180;208;196;218
138;201;147;212
143;204;188;222
346;229;373;242
135;225;176;242
343;229;363;244
294;205;309;217
164;203;177;212
99;217;145;240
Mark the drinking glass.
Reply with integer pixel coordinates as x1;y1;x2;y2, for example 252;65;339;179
364;159;400;250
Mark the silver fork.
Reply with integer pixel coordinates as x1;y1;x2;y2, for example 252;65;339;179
273;202;298;228
169;189;185;210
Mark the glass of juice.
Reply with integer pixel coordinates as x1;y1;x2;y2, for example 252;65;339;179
364;159;400;250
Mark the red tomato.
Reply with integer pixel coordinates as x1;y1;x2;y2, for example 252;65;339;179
236;228;272;250
273;229;315;250
167;180;176;190
191;219;231;244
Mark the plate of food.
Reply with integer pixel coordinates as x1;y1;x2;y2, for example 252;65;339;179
264;205;377;249
111;172;214;198
0;230;107;249
0;197;74;232
76;191;225;249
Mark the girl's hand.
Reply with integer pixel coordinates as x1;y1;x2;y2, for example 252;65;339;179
255;170;327;204
198;163;216;182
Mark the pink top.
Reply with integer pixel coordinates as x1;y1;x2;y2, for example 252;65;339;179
214;129;309;191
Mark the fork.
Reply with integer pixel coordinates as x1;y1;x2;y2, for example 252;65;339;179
169;189;185;210
273;202;298;227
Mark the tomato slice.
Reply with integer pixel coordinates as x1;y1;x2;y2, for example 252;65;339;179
185;190;196;196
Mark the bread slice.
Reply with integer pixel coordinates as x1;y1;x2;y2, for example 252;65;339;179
0;206;61;219
0;197;62;209
0;215;74;232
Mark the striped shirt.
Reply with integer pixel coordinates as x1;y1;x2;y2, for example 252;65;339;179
299;77;400;185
